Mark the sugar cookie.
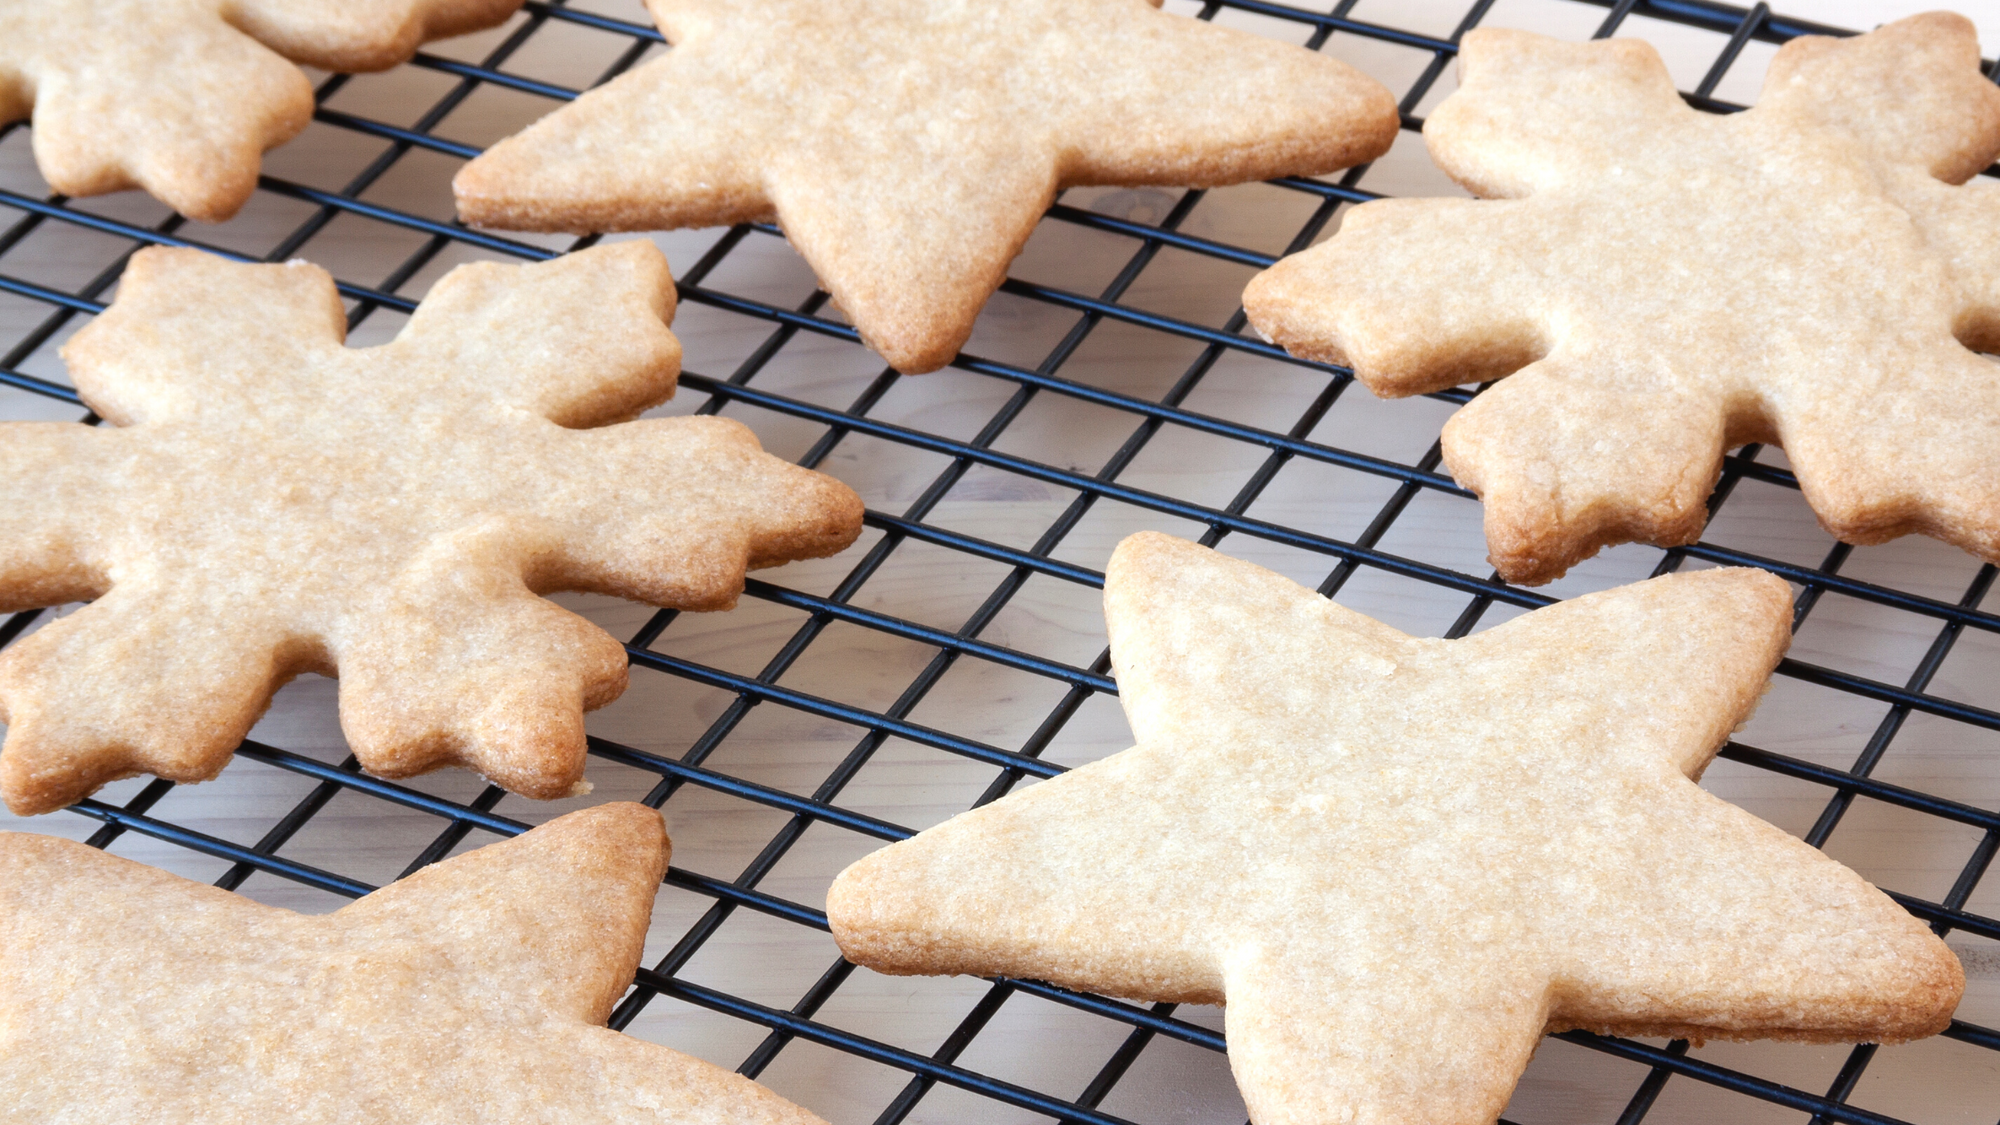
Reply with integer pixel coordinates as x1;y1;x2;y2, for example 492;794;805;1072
0;0;523;221
0;802;830;1125
829;533;1961;1125
453;0;1400;373
0;241;862;814
1244;13;2000;584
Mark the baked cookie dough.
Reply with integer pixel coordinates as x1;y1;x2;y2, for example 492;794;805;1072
454;0;1400;373
0;241;862;814
830;533;1962;1125
1244;13;2000;584
0;802;830;1125
1;0;524;220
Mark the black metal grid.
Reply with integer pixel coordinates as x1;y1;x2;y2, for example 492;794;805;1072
1;1;1997;1122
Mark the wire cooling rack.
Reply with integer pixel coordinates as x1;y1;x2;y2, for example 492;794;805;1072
4;0;2000;1122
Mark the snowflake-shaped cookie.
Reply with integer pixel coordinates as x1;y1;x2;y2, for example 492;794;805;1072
0;241;862;815
0;0;522;221
1244;13;2000;585
453;0;1400;373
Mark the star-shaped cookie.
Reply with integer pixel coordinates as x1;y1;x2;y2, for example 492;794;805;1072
0;802;829;1124
0;0;524;221
828;533;1962;1125
1243;13;2000;585
0;241;861;815
452;0;1401;373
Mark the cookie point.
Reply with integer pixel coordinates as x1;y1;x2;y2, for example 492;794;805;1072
1674;565;1796;623
539;801;671;864
576;799;667;836
824;857;902;967
874;334;959;376
1896;9;1977;38
1107;530;1197;576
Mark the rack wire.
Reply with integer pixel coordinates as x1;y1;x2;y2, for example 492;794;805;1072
2;0;1998;1122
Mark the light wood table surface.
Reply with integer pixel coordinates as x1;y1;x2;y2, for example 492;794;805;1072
1;2;1997;1122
